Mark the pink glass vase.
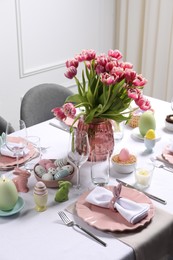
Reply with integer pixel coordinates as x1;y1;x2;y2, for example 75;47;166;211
77;117;114;161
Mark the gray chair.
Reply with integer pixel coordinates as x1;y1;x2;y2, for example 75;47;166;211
20;83;73;127
0;116;14;135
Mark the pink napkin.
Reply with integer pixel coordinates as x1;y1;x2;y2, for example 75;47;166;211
86;184;150;224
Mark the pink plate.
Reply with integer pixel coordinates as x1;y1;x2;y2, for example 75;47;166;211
0;137;37;169
76;186;155;231
162;147;173;164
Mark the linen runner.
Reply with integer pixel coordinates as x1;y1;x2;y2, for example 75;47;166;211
66;203;173;260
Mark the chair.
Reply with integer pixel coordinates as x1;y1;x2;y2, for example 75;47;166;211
0;116;14;135
20;83;73;127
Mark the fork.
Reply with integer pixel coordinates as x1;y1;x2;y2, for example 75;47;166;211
58;211;107;247
150;157;173;173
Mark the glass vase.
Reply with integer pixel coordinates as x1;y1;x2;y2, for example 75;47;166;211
77;117;114;161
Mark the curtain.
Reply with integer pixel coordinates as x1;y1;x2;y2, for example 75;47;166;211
115;0;173;102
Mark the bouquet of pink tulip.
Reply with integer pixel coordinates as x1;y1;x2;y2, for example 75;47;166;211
52;49;151;124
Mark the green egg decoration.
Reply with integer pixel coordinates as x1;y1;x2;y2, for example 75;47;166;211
139;111;156;137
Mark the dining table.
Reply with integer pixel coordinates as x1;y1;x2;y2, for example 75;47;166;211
1;96;173;260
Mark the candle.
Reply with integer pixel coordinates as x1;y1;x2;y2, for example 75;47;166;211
135;169;150;186
135;164;154;188
0;175;18;211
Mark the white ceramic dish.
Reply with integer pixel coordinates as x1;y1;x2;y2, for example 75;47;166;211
131;127;161;141
165;120;173;132
111;154;136;174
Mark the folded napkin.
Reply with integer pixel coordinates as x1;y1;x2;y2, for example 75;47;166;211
86;184;150;224
0;143;29;158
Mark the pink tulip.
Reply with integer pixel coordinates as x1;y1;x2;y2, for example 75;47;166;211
120;61;133;69
96;64;105;75
127;89;141;100
66;59;79;68
135;96;151;110
63;103;76;118
64;66;77;79
124;69;137;83
100;72;116;85
51;107;66;120
108;49;122;60
133;75;147;86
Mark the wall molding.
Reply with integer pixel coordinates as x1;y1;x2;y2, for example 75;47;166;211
15;0;66;78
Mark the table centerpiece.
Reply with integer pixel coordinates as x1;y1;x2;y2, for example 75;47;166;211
52;49;151;160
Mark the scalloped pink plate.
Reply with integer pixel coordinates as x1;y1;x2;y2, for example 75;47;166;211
162;147;173;164
76;186;155;231
0;137;36;168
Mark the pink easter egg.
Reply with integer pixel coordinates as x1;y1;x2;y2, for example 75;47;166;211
118;148;130;161
45;162;56;170
39;159;52;168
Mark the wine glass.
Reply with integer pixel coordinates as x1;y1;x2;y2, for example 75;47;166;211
67;129;90;192
171;96;173;111
5;120;27;168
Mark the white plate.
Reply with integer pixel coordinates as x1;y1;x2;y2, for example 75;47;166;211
131;128;161;141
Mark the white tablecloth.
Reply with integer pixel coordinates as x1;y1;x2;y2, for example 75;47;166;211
1;96;173;260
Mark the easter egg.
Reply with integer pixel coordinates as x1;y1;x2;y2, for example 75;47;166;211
118;148;130;161
34;165;47;177
61;165;74;174
54;169;69;180
139;111;156;137
42;173;53;181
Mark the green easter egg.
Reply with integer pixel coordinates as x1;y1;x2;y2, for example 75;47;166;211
139;111;156;137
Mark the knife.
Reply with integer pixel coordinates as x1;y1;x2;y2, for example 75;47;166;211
49;122;70;132
116;179;167;205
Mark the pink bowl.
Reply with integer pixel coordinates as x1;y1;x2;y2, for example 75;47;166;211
34;160;76;188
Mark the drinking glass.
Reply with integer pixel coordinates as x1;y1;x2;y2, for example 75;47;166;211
91;149;110;186
67;129;90;192
171;96;173;111
5;120;27;168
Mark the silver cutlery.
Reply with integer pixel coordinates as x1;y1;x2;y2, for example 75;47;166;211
150;157;173;173
116;179;167;205
58;211;107;247
49;122;70;132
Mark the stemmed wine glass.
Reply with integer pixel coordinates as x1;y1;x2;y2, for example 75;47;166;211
67;129;90;192
171;96;173;112
5;120;27;168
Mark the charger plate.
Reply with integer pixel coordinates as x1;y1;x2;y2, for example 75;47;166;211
76;186;155;232
0;137;37;170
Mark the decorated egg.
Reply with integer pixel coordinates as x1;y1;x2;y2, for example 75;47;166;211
54;169;69;180
139;111;156;137
54;158;68;167
45;162;56;170
34;165;47;177
42;173;53;181
39;159;52;168
47;167;57;175
118;148;130;161
61;165;74;174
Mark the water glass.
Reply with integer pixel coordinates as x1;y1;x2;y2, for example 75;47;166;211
113;121;124;141
91;149;110;186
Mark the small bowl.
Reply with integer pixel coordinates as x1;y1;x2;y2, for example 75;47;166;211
165;115;173;131
111;154;137;174
34;159;76;188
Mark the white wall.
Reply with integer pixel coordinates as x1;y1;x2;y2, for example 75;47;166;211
0;0;116;128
